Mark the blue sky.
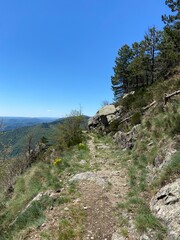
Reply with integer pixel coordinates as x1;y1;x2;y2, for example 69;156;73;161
0;0;170;117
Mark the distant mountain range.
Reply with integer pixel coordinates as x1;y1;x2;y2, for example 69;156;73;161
0;117;58;131
0;116;89;157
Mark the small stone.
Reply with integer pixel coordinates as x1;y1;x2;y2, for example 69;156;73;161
64;207;69;211
50;206;53;210
41;223;46;227
79;160;87;165
83;206;88;210
73;198;81;204
112;232;125;240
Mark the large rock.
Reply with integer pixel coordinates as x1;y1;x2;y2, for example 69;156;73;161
113;125;140;150
88;105;122;130
98;105;116;116
69;172;109;188
150;178;180;240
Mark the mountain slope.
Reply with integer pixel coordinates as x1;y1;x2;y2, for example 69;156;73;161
0;117;57;131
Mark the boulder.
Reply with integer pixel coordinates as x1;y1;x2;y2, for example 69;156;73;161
69;172;109;188
150;178;180;240
98;105;116;116
113;125;140;150
88;105;123;130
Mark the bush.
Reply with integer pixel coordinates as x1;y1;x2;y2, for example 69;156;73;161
131;112;141;125
56;110;85;150
172;115;180;134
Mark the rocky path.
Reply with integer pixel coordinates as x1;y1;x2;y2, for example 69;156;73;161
75;133;128;240
25;133;129;240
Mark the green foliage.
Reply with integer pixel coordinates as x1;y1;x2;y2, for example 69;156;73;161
135;203;166;238
131;112;141;125
111;0;180;101
0;123;56;157
56;110;85;150
171;115;180;134
78;142;87;150
120;89;153;111
58;207;85;240
152;151;180;188
11;195;52;231
117;197;166;238
0;162;63;238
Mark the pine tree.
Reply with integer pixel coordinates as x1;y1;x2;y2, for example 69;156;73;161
160;0;180;73
143;27;162;84
111;44;133;100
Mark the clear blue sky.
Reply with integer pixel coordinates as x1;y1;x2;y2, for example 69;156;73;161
0;0;170;117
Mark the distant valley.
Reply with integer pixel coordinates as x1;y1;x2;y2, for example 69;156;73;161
0;117;58;131
0;116;89;156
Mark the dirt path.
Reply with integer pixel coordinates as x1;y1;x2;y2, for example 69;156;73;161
25;133;128;240
78;133;128;239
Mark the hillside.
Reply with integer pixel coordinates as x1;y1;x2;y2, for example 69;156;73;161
0;71;179;240
0;120;60;157
0;1;179;238
0;117;57;131
0;116;89;157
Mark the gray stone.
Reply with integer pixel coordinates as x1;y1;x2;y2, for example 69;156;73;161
113;125;140;150
111;232;125;240
88;104;123;130
69;172;109;188
79;160;87;165
150;178;180;240
98;105;116;116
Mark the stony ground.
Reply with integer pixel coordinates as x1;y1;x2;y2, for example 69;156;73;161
26;133;129;240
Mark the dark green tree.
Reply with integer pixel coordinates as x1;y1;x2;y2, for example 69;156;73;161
129;41;149;88
143;27;162;84
160;0;180;73
111;44;133;100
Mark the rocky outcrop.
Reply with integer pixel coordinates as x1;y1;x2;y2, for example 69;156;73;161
113;125;140;150
88;105;122;131
150;178;180;240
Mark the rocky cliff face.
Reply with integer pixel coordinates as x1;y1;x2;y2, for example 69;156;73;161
150;179;180;240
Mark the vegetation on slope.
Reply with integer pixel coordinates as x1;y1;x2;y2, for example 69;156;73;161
0;111;90;239
111;0;180;100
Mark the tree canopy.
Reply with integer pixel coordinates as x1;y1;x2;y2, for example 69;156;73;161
111;0;180;101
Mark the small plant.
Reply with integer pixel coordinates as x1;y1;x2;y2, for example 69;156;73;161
53;158;62;167
78;143;86;150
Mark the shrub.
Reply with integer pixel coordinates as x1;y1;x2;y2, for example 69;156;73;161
171;115;180;134
78;143;87;150
56;110;85;150
131;112;141;125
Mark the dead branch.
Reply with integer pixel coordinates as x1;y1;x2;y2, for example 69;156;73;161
119;115;133;124
164;90;180;104
142;100;157;111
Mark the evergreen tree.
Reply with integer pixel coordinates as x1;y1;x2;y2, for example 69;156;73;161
160;0;180;73
143;27;162;84
111;44;133;100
